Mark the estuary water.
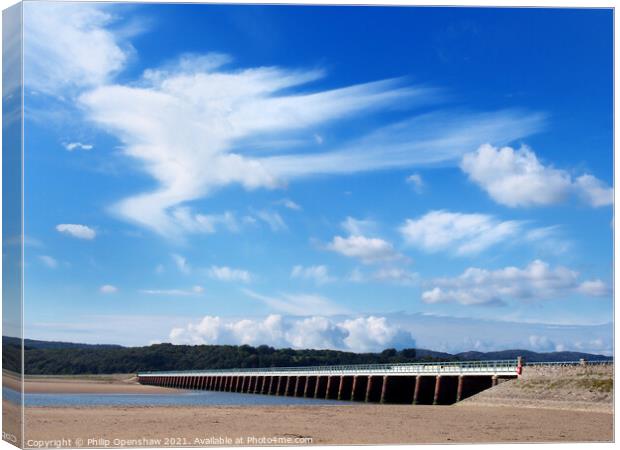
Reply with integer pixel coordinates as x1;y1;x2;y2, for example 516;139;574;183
3;387;345;407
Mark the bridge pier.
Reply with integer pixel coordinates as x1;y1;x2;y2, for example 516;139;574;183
294;376;306;397
304;376;317;397
351;375;368;401
365;375;382;402
338;376;354;401
314;376;328;398
284;376;294;396
275;376;284;395
433;376;442;405
326;375;339;399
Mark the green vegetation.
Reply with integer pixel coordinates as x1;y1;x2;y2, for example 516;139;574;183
2;337;611;375
14;342;430;375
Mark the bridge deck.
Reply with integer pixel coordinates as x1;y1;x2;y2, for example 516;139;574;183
138;359;520;377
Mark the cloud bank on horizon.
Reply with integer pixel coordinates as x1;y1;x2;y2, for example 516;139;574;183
20;2;613;355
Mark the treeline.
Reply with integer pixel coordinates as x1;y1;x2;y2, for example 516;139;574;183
14;342;427;375
2;337;611;375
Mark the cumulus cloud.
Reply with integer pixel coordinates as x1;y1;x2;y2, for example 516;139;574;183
399;210;521;255
208;266;253;283
100;284;118;294
38;255;58;269
64;142;93;151
243;289;348;316
56;223;96;240
291;265;334;285
461;144;612;208
168;314;414;352
421;260;610;306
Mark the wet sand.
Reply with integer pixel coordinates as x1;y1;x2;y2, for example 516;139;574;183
4;374;179;394
19;403;613;445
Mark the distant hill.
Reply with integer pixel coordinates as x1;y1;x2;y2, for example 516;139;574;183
1;336;612;375
3;336;124;350
455;349;612;363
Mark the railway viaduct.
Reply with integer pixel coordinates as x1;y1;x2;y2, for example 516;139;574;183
138;359;522;405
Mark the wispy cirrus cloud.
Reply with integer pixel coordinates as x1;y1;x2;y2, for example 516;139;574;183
399;210;521;256
27;3;545;243
243;288;349;316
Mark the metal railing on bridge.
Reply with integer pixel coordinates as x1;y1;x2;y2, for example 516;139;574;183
138;359;520;377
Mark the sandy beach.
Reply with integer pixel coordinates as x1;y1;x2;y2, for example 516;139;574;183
15;403;613;445
2;370;613;446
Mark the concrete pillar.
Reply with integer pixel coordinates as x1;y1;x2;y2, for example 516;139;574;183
284;376;293;396
412;376;421;404
433;375;442;405
304;376;316;398
365;376;375;402
456;375;464;402
314;376;327;399
380;375;390;404
275;376;283;395
326;375;340;399
254;376;263;394
337;376;354;401
491;375;498;387
294;376;307;397
351;376;368;401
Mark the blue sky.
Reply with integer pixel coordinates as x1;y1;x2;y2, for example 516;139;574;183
18;2;613;354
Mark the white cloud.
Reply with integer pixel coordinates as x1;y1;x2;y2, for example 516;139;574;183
290;265;333;285
399;210;520;255
171;253;190;274
421;260;610;306
575;174;614;207
208;266;252;283
278;199;301;211
24;2;131;95
100;284;118;294
243;289;348;316
78;52;431;239
140;285;203;296
327;235;403;264
38;255;58;269
56;223;96;240
168;313;414;352
406;173;424;193
340;316;413;353
461;144;612;208
578;279;611;297
64;142;93;151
